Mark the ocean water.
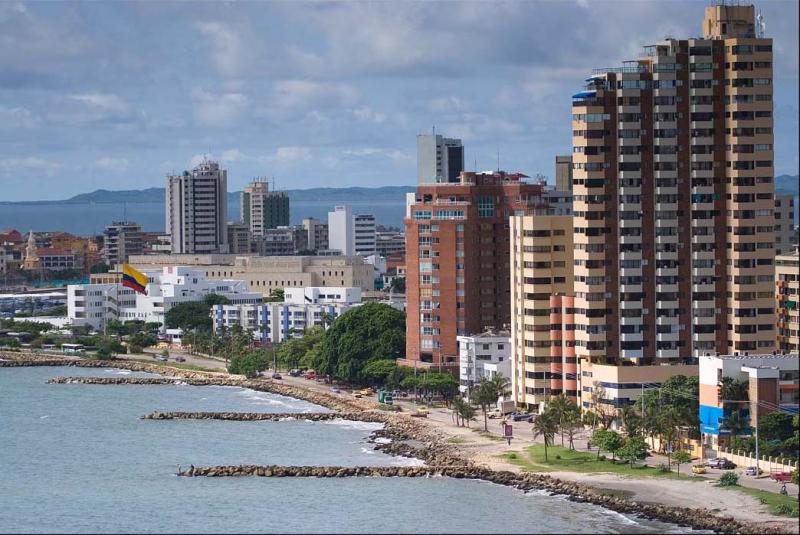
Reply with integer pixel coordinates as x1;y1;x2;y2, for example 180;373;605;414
0;199;407;235
0;367;695;534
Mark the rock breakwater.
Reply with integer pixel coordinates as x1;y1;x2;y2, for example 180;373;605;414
141;411;386;423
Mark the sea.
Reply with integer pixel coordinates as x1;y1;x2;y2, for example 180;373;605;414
0;366;697;534
0;199;407;236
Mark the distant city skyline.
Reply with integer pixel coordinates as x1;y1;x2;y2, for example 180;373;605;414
1;0;797;201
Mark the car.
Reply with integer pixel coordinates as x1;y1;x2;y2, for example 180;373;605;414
510;412;533;422
289;369;302;377
744;466;762;476
303;372;317;380
708;458;736;469
271;373;282;380
175;356;186;362
156;356;168;362
488;409;502;419
692;465;707;474
331;386;341;393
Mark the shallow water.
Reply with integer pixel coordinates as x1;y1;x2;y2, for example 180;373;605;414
0;367;698;533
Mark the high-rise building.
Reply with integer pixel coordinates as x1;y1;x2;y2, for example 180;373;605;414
328;206;376;256
301;218;329;252
555;155;573;192
510;215;576;409
354;214;376;256
776;251;799;352
774;191;796;255
417;134;464;184
103;221;143;267
403;171;549;370
571;4;775;367
241;180;290;236
166;160;228;254
226;222;252;254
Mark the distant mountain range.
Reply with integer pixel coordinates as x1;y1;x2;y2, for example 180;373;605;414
4;185;417;205
4;175;796;205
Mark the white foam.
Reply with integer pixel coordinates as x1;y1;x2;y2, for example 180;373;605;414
360;447;377;455
389;456;426;467
321;418;384;432
39;415;49;419
597;508;639;526
374;437;392;445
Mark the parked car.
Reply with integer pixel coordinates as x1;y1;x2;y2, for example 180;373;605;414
488;408;502;419
175;356;186;363
708;458;736;469
303;372;317;380
271;373;282;380
289;369;302;377
744;466;762;476
156;356;168;362
331;386;341;393
692;465;707;474
510;412;533;422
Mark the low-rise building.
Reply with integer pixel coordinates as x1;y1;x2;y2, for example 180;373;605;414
127;254;375;293
226;223;252;254
776;252;799;352
212;286;361;343
699;352;799;450
457;331;511;397
103;221;143;267
68;266;261;330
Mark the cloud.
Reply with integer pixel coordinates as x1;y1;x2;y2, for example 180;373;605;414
69;93;129;113
194;21;244;77
93;157;129;171
341;148;411;162
274;146;311;164
0;156;60;175
0;106;39;128
191;88;249;127
260;80;360;120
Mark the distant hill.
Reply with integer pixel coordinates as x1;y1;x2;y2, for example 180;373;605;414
775;174;799;197
2;185;416;205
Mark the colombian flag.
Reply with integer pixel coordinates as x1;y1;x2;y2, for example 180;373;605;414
122;264;148;295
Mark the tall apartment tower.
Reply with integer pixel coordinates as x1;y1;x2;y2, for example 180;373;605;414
241;180;290;236
301;217;329;252
417;134;465;184
571;4;775;365
774;191;796;255
103;221;143;267
327;206;376;257
510;215;576;409
403;171;549;369
555;155;573;192
166;160;229;254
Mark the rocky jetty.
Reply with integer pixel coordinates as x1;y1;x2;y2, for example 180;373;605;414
141;411;387;423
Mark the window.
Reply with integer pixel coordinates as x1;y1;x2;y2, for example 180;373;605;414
478;196;494;217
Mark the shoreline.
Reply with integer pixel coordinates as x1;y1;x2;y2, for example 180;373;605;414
0;351;792;534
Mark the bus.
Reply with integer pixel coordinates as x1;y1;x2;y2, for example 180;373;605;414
61;343;85;354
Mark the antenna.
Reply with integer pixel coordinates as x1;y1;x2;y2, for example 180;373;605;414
756;9;766;38
496;148;500;172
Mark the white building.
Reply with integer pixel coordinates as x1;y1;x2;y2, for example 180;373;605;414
67;266;261;330
212;286;361;343
166;160;228;254
328;206;376;257
457;331;511;396
417;134;464;184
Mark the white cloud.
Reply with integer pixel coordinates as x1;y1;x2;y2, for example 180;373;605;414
0;156;60;175
221;148;245;162
93;157;129;171
191;88;248;127
69;93;129;113
194;21;244;77
260;80;359;120
0;106;39;128
274;146;311;164
341;147;411;162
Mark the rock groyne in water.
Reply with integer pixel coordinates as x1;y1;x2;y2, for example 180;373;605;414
141;411;384;423
176;464;780;534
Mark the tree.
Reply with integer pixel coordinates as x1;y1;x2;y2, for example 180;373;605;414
671;450;692;476
721;410;750;442
361;359;398;387
90;262;110;274
590;383;616;429
314;303;405;382
547;394;572;447
532;411;558;462
617;436;648;467
228;349;272;379
562;405;583;450
202;294;231;307
165;301;214;332
267;288;284;302
389;277;406;293
593;428;623;461
758;412;794;443
619;405;641;438
472;379;499;431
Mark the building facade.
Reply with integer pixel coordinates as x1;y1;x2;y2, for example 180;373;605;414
301;218;329;252
103;221;143;267
555;155;573;192
510;215;576;410
67;266;261;330
457;331;511;396
354;214;376;256
571;4;775;367
166;160;228;254
774;191;796;255
776;252;799;352
241;180;290;236
212;287;361;343
328;206;376;257
417;134;464;184
699;352;799;449
403;171;549;370
128;254;375;293
226;223;253;254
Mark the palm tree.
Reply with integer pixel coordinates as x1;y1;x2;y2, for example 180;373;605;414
718;377;750;445
547;394;572;447
721;410;749;441
532;411;558;462
471;380;496;432
619;405;641;438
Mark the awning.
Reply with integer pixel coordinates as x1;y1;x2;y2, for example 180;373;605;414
572;90;597;99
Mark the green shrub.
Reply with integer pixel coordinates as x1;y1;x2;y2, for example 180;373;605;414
507;453;518;460
718;472;739;487
554;454;561;460
658;463;671;473
775;503;798;516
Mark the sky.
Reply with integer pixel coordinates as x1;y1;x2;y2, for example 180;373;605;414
0;0;797;201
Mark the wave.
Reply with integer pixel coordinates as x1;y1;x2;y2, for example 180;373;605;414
320;419;384;432
39;415;49;419
360;447;377;455
373;437;392;445
388;457;426;467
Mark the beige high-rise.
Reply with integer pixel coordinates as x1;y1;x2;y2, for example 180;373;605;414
776;252;799;352
571;4;775;368
510;215;574;409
